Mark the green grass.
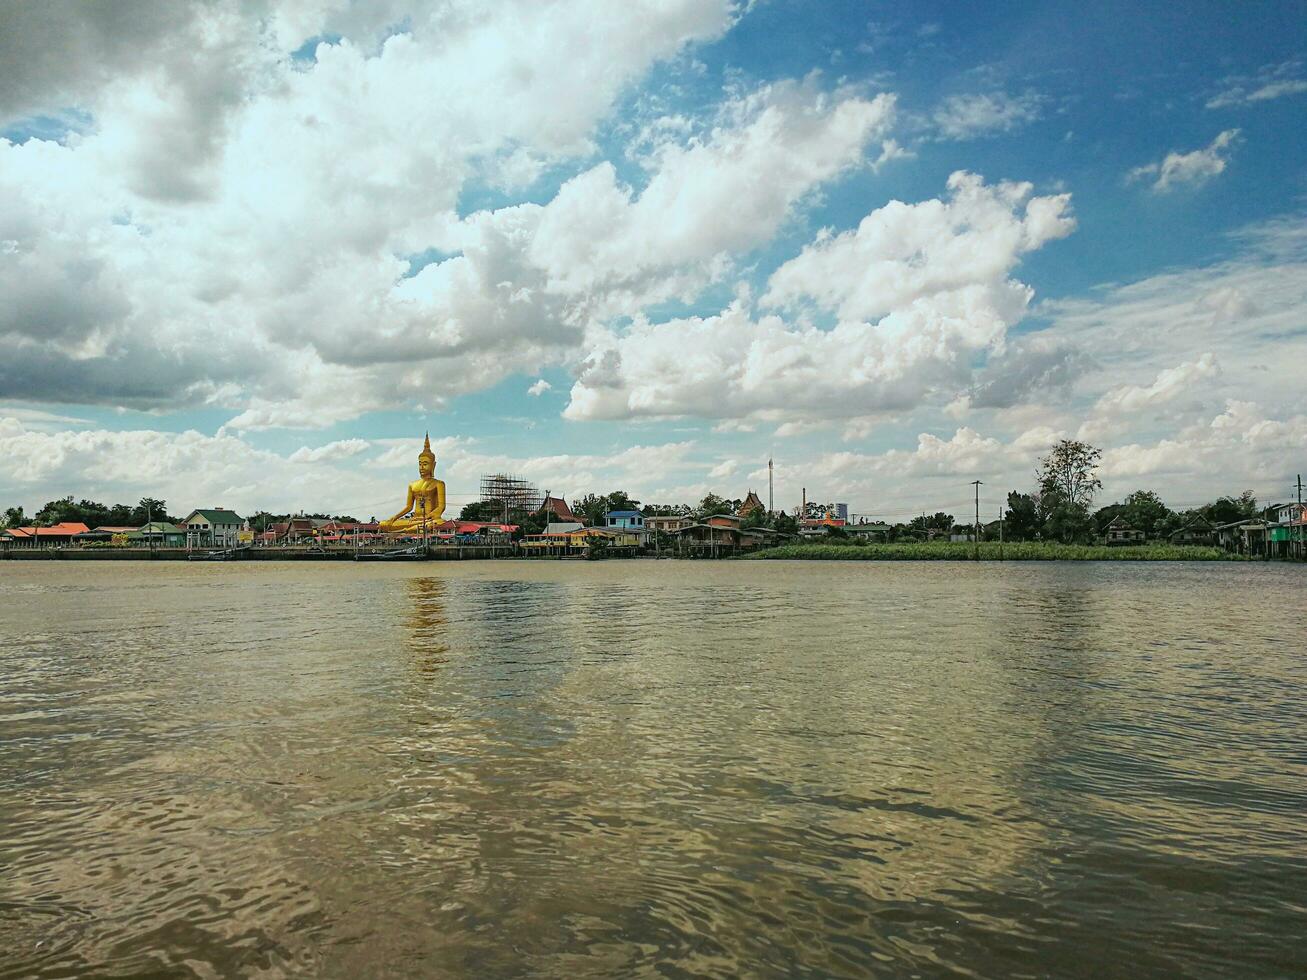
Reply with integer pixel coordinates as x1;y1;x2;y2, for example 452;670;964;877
741;541;1240;561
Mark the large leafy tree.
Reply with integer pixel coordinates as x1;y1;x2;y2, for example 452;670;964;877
3;505;26;528
694;493;733;519
130;497;174;525
1202;491;1258;525
1004;492;1041;540
908;512;955;534
459;500;504;522
1036;440;1102;542
1120;490;1173;537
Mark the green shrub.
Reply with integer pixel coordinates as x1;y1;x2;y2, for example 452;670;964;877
741;541;1239;561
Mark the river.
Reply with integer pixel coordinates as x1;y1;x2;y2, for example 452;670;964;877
1;561;1304;978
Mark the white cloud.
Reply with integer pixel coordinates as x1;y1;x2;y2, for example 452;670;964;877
563;172;1074;426
1207;61;1307;109
873;138;914;169
0;0;743;425
1032;216;1307;431
1126;129;1240;192
765;170;1074;322
0;415;715;517
1101;400;1307;503
527;379;552;396
932;90;1043;140
288;438;371;464
523;80;894;304
1093;353;1219;417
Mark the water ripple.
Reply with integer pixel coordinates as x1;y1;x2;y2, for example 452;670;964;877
1;561;1305;978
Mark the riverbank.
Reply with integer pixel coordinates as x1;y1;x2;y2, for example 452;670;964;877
2;542;1272;562
743;542;1244;561
0;545;516;561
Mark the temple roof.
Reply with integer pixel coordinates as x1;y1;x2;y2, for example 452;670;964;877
536;494;577;523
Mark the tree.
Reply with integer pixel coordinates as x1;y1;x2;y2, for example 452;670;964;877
513;509;549;541
1037;440;1103;508
3;505;26;529
603;490;639;513
1202;492;1258;526
571;491;641;527
1036;440;1102;543
131;497;173;525
1120;490;1173;538
459;500;503;522
694;493;732;519
771;512;798;536
1004;492;1041;540
642;503;688;517
908;512;955;536
36;496;112;528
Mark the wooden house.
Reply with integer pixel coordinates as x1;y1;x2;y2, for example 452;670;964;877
1103;516;1145;546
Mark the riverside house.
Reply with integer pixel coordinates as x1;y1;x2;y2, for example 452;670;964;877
646;514;691;535
1267;502;1306;558
1168;517;1216;547
180;508;244;548
1103;516;1145;546
604;509;647;543
132;522;187;547
1;522;91;547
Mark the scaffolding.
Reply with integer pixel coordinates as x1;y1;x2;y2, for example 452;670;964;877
479;473;541;523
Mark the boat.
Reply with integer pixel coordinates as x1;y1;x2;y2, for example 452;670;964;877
354;546;426;562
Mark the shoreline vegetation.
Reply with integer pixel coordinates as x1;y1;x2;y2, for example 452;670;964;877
742;542;1242;561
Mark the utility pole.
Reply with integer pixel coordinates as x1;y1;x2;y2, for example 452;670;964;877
768;457;774;515
1296;473;1304;561
971;480;983;560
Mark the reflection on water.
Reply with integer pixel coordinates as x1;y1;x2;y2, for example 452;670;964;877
1;561;1305;978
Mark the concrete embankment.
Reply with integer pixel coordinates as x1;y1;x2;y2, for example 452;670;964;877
2;546;516;561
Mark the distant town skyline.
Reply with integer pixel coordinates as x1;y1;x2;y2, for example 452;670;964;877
2;1;1305;521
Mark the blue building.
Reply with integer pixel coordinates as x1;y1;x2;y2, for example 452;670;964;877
604;510;645;532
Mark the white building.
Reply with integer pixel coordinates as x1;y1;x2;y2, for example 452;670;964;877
180;508;245;548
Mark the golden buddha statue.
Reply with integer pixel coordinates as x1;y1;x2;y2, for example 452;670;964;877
380;433;447;534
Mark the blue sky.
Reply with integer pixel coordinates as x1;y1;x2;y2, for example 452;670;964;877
1;1;1305;521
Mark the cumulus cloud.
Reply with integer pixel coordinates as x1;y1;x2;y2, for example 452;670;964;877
963;334;1090;411
1093;353;1220;417
288;438;371;464
527;379;552;396
1034;216;1307;431
0;21;898;430
1206;61;1307;109
1102;400;1307;498
0;1;209;123
932;90;1043;140
523;80;894;304
0;0;742;425
1127;129;1240;192
764;171;1074;321
563;172;1074;426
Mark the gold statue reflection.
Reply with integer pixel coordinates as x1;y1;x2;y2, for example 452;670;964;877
406;576;450;673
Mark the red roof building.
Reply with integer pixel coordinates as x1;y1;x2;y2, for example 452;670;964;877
536;493;577;523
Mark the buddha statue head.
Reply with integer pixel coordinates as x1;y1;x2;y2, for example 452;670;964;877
418;433;436;478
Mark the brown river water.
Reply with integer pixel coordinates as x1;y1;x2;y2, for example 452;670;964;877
1;560;1304;978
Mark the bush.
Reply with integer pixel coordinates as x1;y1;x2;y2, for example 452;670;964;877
740;541;1239;561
